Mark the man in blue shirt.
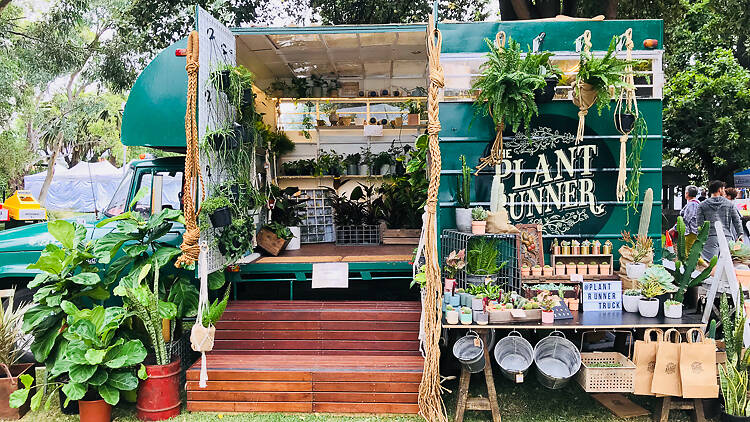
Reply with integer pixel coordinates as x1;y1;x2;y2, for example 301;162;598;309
677;185;700;252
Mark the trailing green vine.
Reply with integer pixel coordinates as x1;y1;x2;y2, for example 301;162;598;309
625;115;648;216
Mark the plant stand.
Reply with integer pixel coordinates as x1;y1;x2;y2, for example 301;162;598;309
654;397;705;422
454;328;501;422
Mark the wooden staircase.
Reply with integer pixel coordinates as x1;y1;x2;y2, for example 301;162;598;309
186;301;423;414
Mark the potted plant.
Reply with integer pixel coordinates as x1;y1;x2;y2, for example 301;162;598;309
200;193;232;229
460;307;473;325
664;299;682;319
555;262;565;276
471;293;486;312
600;261;611;275
571;240;581;255
359;145;373;176
269;185;309;251
623;289;642;313
581;240;591;255
471;207;488;235
465;238;504;285
488;303;511;324
561;240;571;255
638;278;665;318
603;240;613;255
718;293;750;421
475;311;489;325
445;305;459;325
444;249;466;289
211;64;255;109
457;288;473;307
521;264;531;277
621;230;653;279
531;265;543;277
543;265;554;277
551;238;560;255
565;262;576;275
0;291;33;420
402;99;423;125
525;49;562;103
315;150;344;177
564;285;580;311
455;155;473;233
540;292;556;324
592;240;602;254
448;293;461;308
576;261;587;275
372;151;394;175
343;153;361;175
587;261;599;276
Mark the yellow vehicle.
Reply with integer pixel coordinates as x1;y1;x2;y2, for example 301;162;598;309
2;190;47;229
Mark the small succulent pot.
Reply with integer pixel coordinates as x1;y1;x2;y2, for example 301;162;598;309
449;294;461;307
600;263;611;275
474;311;489;325
459;293;474;307
664;301;683;319
561;244;571;255
471;220;487;235
603;241;613;255
638;298;659;318
626;262;647;279
541;310;554;324
565;298;579;311
446;309;459;324
553;245;561;255
555;263;566;276
543;266;554;277
531;266;543;277
521;266;531;277
576;263;587;275
580;245;590;255
444;278;456;293
572;245;581;255
460;309;473;325
592;241;602;255
565;264;576;275
471;297;485;312
587;263;599;275
623;292;642;313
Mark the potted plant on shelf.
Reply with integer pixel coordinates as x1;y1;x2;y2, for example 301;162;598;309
551;238;560;255
540;292;556;324
373;151;394;175
199;192;232;229
580;240;591;255
359;145;373;176
543;265;553;277
402;99;423;125
623;289;642;313
555;262;565;276
603;240;613;255
466;237;504;286
587;261;599;276
0;291;33;420
343;153;361;175
638;278;665;318
664;299;683;319
445;305;459;325
565;286;580;311
444;249;466;291
561;240;571;255
471;207;488;235
592;240;602;254
565;261;576;275
456;288;473;307
459;307;472;325
600;261;611;275
211;64;255;109
571;240;581;255
531;265;543;277
576;261;587;275
521;264;531;277
455;155;473;233
620;230;654;279
315;150;344;177
270;185;309;251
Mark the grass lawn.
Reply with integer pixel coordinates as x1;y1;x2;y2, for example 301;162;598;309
20;375;712;422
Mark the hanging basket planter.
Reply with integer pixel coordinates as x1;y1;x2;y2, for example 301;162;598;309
534;77;559;103
239;89;254;107
614;112;636;133
209;206;232;228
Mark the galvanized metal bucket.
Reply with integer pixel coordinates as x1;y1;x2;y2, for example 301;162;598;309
452;331;485;373
533;330;581;389
494;331;533;383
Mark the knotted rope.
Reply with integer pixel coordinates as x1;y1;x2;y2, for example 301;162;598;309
475;32;506;175
417;15;448;422
574;30;593;144
615;28;637;202
176;31;205;269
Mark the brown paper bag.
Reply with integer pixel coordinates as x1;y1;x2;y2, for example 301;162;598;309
680;328;719;398
633;328;663;395
651;329;682;397
617;245;654;275
486;209;519;234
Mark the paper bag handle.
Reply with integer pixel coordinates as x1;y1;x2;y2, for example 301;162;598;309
663;328;682;343
685;328;706;343
643;328;663;343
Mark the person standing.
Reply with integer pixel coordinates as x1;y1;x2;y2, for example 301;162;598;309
725;187;748;240
674;185;700;253
698;180;744;259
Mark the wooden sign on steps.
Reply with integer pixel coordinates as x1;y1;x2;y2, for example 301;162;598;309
257;227;289;256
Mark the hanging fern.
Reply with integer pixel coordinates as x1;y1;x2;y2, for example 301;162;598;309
576;36;641;114
473;38;546;133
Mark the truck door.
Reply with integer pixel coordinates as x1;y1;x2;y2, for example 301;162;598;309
195;6;237;273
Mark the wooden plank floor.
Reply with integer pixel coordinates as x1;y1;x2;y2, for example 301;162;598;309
186;301;423;414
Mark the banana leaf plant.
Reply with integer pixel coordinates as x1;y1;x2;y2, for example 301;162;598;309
22;220;110;379
11;303;147;410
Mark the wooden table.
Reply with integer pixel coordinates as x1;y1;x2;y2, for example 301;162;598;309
454;328;501;422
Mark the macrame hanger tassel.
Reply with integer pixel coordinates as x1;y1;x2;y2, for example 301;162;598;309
196;242;209;388
574;30;592;144
615;28;635;202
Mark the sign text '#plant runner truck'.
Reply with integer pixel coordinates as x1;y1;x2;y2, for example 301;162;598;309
0;7;665;418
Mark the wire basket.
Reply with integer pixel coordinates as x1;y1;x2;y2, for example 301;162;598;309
335;224;381;245
441;229;521;292
576;330;635;393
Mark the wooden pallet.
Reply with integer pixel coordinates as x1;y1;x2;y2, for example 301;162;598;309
186;301;423;414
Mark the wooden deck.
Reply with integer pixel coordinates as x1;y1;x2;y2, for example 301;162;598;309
186;301;423;414
254;243;414;264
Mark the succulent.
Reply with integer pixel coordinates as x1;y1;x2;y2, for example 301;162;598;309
624;289;642;296
640;278;666;299
471;206;488;221
730;240;750;263
639;265;677;293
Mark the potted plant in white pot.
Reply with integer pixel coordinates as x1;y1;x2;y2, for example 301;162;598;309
622;289;642;313
455;155;473;233
471;207;488;235
445;305;459;325
663;299;683;319
638;278;665;318
540;292;556;324
621;230;653;279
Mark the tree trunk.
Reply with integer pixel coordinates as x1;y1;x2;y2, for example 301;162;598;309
0;0;12;14
604;0;619;19
37;132;63;206
498;0;519;20
510;0;532;19
536;0;560;18
562;0;578;16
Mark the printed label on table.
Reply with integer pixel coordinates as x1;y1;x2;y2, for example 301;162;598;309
582;280;622;312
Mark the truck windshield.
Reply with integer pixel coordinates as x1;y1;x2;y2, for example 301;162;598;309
103;167;134;217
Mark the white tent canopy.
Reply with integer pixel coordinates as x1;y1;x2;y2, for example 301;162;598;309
24;161;124;212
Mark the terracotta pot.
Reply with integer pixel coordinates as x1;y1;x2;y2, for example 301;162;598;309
561;246;571;255
736;268;750;289
576;264;587;275
580;246;590;255
572;82;598;110
407;114;420;125
565;264;576;275
521;267;531;277
600;264;611;275
136;357;181;421
587;265;598;275
555;265;566;276
553;246;561;255
572;246;581;255
471;221;487;235
543;267;554;277
79;398;112;422
531;267;543;276
0;363;34;420
566;298;579;312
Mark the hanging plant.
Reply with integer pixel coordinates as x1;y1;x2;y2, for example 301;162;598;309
523;50;562;103
211;64;255;111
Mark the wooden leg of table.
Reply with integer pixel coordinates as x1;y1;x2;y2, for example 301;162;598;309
656;397;671;422
482;333;501;422
454;366;470;422
692;399;706;422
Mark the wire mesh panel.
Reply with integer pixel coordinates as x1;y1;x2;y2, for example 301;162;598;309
299;189;335;243
441;229;521;292
335;225;381;246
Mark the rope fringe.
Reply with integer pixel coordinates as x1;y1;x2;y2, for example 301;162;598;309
614;28;636;202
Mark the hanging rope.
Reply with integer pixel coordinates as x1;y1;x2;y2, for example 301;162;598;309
475;31;506;175
176;31;205;269
418;15;448;422
190;242;215;388
574;30;593;144
615;28;637;202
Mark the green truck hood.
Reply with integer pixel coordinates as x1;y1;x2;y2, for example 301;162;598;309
0;219;100;253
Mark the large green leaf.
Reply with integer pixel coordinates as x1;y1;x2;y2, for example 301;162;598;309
65;342;90;365
70;272;101;286
95;211;134;228
100;307;126;336
8;389;29;409
149;246;181;268
30;321;63;362
61;382;87;403
74;223;88;246
30;389;43;411
104;340;147;369
28;273;53;289
48;220;76;249
87;368;108;386
27;255;63;275
103;254;132;285
129;187;148;210
158;300;177;320
82;286;110;301
92;231;137;263
67;319;97;343
208;271;225;290
168;278;199;318
99;383;120;406
123;244;148;257
106;370;139;391
69;363;97;383
60;300;79;317
85;349;107;365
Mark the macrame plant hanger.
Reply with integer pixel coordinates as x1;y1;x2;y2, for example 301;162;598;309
176;30;205;269
614;28;638;202
475;31;506;175
190;242;215;388
573;30;594;144
418;15;448;422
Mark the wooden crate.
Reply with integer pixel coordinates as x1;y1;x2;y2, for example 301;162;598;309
382;229;420;245
257;227;289;256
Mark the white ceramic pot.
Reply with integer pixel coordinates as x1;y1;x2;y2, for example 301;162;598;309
446;310;459;325
380;164;391;175
471;298;484;312
286;227;301;250
638;298;659;318
455;208;472;233
626;262;647;279
664;302;683;319
622;294;642;313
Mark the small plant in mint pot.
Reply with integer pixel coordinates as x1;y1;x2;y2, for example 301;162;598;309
471;206;488;235
623;289;642;313
638;278;665;318
460;307;473;325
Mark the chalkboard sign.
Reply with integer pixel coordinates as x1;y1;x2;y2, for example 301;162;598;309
582;280;622;312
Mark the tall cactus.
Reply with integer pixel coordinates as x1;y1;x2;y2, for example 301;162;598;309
638;188;653;237
669;216;717;303
456;155;471;208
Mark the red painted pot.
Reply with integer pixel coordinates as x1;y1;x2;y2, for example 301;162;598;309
79;398;111;422
136;357;181;421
